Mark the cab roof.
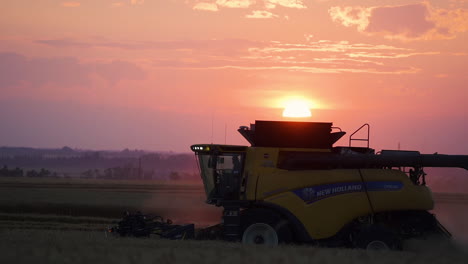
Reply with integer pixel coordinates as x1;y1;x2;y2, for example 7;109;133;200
190;144;248;153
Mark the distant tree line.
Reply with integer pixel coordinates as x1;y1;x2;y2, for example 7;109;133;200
0;146;147;159
0;166;23;177
0;166;59;178
0;153;196;172
0;164;198;181
0;151;199;180
79;166;197;180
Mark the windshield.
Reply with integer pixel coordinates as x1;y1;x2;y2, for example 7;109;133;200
215;154;243;175
196;153;244;203
196;154;216;202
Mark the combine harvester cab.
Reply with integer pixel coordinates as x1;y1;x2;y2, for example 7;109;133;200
190;120;468;249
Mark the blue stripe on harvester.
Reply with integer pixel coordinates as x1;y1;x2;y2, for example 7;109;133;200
365;181;404;191
292;181;403;204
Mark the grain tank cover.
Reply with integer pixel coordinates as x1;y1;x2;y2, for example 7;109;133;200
238;120;345;149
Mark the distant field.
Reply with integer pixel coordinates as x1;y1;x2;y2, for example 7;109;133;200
0;177;221;226
0;213;114;232
0;177;202;188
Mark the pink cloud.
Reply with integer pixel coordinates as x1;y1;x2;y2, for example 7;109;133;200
36;38;257;56
0;52;146;88
329;2;468;41
245;10;278;19
366;4;435;38
34;37;447;75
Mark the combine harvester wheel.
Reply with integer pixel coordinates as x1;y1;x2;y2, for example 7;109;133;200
241;208;293;245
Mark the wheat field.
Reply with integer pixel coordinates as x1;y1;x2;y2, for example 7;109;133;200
1;177;468;263
1;229;467;264
0;177;220;225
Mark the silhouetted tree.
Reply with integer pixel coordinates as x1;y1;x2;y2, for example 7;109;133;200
26;170;38;177
169;171;181;181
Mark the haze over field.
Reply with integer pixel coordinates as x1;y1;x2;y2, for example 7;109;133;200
0;0;467;155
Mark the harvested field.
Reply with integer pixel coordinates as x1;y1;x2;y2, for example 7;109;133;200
1;177;468;263
1;229;468;264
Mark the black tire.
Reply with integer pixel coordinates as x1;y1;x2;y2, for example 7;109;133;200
241;208;292;245
354;225;402;250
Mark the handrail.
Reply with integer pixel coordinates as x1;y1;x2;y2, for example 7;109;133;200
349;123;370;148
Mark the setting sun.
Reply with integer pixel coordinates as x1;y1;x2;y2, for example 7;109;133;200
282;99;312;118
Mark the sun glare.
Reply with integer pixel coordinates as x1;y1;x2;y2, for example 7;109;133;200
282;99;312;118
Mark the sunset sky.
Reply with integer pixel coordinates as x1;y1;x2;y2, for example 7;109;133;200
0;0;467;154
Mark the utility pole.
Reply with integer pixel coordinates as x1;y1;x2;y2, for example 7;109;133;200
138;156;142;180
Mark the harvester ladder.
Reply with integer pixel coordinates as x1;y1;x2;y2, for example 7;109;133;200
349;123;370;148
223;205;241;241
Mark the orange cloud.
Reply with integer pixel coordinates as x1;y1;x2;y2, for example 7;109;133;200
216;0;254;9
130;0;144;5
264;0;306;9
61;1;81;7
191;0;306;11
428;4;468;38
193;2;219;12
149;39;430;74
435;73;449;78
329;2;468;41
329;6;370;31
246;10;278;19
190;65;420;75
36;37;447;75
112;2;125;7
110;1;143;7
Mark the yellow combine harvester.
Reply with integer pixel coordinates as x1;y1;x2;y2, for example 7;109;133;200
190;120;468;249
